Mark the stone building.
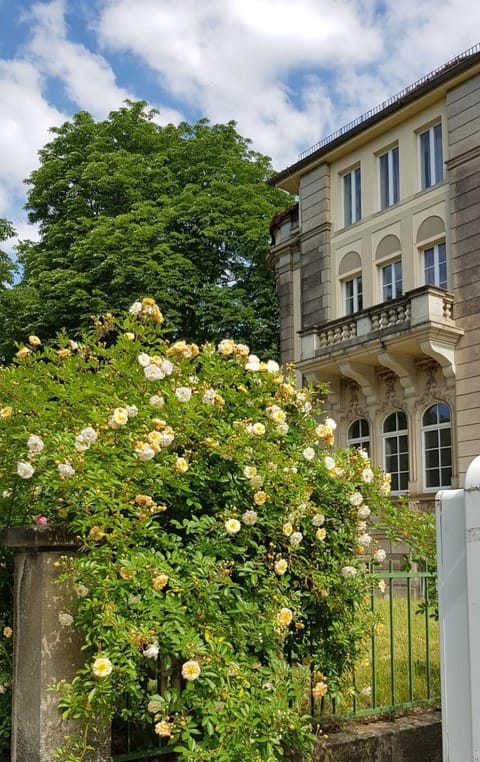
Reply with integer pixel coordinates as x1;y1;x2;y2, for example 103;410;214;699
269;44;480;508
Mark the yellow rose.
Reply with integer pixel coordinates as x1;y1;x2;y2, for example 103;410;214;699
89;526;106;542
153;573;169;590
16;346;31;359
174;457;188;474
276;607;293;627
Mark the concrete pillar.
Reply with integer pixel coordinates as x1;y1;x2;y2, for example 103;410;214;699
1;525;110;762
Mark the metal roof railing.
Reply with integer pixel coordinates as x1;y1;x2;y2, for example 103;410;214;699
299;42;480;161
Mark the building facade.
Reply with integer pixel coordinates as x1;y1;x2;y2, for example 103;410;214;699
269;45;480;507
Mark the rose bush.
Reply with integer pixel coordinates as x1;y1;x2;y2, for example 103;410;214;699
0;299;393;761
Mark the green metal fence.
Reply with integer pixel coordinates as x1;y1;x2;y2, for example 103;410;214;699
111;563;440;760
319;561;440;721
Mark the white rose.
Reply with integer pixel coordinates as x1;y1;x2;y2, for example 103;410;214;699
160;360;174;376
137;352;151;367
245;355;261;371
289;531;303;546
27;435;44;454
266;360;280;373
358;533;372;548
135;443;156;461
202;388;216;405
79;426;98;444
357;506;371;519
144;364;164;381
225;518;241;535
17;461;34;479
58;463;75;478
130;301;143;315
242;510;258;526
143;642;160;659
175;387;192;402
349;492;363;507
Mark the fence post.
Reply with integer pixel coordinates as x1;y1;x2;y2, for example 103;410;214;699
1;525;111;762
437;454;480;762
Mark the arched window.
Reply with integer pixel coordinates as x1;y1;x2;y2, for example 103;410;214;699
383;411;409;492
347;419;370;456
422;403;452;489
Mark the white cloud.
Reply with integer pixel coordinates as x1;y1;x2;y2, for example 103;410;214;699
96;0;384;167
0;58;66;222
23;0;133;117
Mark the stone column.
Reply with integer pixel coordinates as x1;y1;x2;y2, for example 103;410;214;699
1;525;110;762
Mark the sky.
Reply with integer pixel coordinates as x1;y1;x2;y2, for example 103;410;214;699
0;0;479;258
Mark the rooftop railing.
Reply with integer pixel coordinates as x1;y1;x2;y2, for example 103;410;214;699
299;42;480;161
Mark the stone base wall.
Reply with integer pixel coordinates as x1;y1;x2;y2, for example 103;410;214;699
317;711;442;762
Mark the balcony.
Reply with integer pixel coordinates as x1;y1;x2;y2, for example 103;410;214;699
297;286;463;390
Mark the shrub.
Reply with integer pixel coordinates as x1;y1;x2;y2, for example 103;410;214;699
0;299;392;761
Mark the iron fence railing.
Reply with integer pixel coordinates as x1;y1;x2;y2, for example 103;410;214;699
315;562;439;721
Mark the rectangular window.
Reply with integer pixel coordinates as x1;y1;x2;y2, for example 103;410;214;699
419;124;443;189
379;146;399;209
343;167;361;225
344;276;363;315
385;434;409;492
423;242;447;288
382;260;403;301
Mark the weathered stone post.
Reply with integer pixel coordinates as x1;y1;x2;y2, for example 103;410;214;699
1;525;110;762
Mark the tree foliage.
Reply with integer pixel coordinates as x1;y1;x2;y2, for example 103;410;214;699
0;219;15;288
2;102;289;360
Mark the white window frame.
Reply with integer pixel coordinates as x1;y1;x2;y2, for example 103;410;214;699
382;411;409;494
344;275;363;316
347;418;370;456
381;259;403;302
423;241;447;288
418;123;443;189
422;403;452;491
378;146;399;209
342;166;361;226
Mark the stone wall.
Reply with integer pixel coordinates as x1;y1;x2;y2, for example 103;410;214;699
447;71;480;481
299;164;332;330
315;711;442;762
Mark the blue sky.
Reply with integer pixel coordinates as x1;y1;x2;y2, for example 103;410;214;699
0;0;479;255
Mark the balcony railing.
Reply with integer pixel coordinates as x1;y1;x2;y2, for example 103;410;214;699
299;286;459;364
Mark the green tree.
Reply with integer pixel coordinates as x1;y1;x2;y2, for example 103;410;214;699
0;219;15;287
9;102;289;359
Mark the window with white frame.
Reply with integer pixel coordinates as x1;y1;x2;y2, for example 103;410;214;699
344;275;363;315
379;146;399;209
383;411;409;492
343;167;361;226
419;123;443;189
347;418;370;456
422;403;452;490
381;260;403;301
423;241;447;288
